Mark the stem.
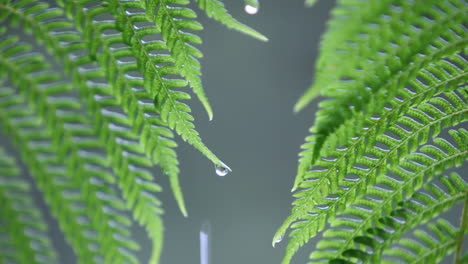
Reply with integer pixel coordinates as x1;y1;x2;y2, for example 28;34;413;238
455;193;468;264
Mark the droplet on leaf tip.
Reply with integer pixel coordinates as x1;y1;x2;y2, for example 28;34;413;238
273;235;283;247
215;165;229;177
244;4;258;14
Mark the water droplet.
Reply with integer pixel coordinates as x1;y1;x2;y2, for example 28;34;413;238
244;4;258;14
215;165;229;176
273;235;283;247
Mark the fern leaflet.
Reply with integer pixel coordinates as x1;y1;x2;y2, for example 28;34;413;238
0;147;58;264
196;0;268;42
278;1;468;263
383;219;460;264
0;36;142;263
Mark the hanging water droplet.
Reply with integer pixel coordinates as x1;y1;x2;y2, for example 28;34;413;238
273;235;283;247
215;165;229;176
244;4;258;14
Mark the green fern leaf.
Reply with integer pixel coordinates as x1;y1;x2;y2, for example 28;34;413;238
1;4;177;262
101;0;230;171
293;52;467;190
0;0;262;261
0;36;142;263
278;1;468;262
0;147;58;264
275;88;468;260
196;0;268;41
139;0;213;120
383;219;460;264
294;0;467;168
310;170;467;263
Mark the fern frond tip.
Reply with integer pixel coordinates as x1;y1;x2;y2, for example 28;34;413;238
196;0;268;42
293;86;319;113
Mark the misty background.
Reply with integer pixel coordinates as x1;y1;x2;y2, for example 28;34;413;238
157;1;334;263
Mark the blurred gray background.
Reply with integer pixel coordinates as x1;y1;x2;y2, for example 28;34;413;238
1;0;466;263
157;1;335;264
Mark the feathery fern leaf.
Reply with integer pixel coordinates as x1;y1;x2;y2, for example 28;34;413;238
278;0;468;263
0;147;58;264
275;89;468;260
0;35;142;263
100;0;230;171
295;0;467;169
0;2;179;261
136;0;213;120
0;0;262;261
309;170;467;263
383;219;459;264
196;0;268;41
293;51;467;190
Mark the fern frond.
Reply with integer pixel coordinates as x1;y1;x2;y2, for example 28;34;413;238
309;170;467;263
130;0;212;120
295;0;467;167
196;0;268;41
383;219;459;264
296;0;467;111
0;36;141;263
0;147;58;264
293;51;467;189
275;87;468;259
0;3;177;260
295;0;394;110
101;0;230;171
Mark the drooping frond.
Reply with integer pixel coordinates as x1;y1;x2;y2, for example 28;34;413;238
0;35;141;263
383;219;460;264
278;1;468;263
1;0;258;260
0;147;58;264
130;0;212;119
0;2;177;261
196;0;268;41
98;0;230;171
293;51;467;189
309;170;467;263
295;0;467;166
275;88;468;262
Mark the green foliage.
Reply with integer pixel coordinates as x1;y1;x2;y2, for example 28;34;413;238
384;219;460;264
0;147;57;264
276;0;468;263
196;0;268;41
0;0;265;263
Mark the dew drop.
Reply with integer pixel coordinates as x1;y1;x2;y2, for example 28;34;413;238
244;4;258;15
273;235;284;246
215;165;229;176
